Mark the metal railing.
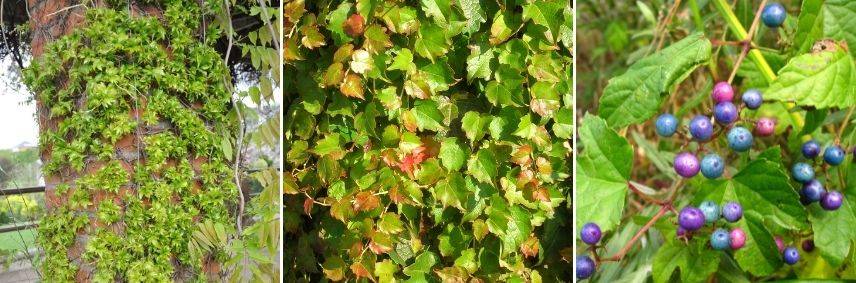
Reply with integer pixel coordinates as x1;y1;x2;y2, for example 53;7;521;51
0;186;45;234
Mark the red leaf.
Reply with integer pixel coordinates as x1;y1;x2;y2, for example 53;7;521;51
343;14;365;37
354;191;380;212
303;197;314;216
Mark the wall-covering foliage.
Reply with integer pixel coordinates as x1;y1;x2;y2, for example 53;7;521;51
23;1;239;281
284;0;574;281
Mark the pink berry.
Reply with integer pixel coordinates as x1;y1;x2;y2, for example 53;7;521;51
712;82;735;103
755;117;776;136
775;236;785;253
730;228;746;250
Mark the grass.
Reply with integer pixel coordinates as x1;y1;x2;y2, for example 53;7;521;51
0;229;36;252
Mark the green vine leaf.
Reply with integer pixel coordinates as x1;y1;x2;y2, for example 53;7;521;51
597;33;712;128
765;45;856;109
577;114;632;232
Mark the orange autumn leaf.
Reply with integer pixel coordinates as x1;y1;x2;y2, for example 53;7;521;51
340;74;364;99
343;14;365;37
354;191;380;212
520;234;540;258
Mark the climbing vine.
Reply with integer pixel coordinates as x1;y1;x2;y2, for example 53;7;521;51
285;0;573;281
23;1;238;281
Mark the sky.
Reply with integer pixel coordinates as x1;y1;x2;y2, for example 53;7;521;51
0;57;38;150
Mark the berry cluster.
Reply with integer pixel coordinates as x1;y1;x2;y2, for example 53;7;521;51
576;223;601;279
659;82;775;179
792;140;846;211
678;201;746;251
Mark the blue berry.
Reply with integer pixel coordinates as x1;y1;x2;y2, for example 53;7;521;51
699;200;720;224
742;89;763;109
791;162;814;183
721;202;743;222
800;179;825;203
783;247;800;265
576;255;595;279
689;115;714;141
727;127;753;152
710;228;731;250
802;140;821;159
824;145;845;166
678;206;705;231
580;222;602;245
655;114;679;137
714;102;739;125
821;191;843;211
700;153;725;179
762;2;787;28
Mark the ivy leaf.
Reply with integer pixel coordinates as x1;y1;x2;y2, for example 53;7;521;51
552;108;573;139
340;74;365;99
466;44;494;81
652;240;721;283
403;251;439;278
374;260;398;283
420;0;451;26
412;100;446;132
529;81;561;117
377;213;405;234
467;148;497;184
313;134;345;159
433;172;468;209
485;81;525;107
382;6;420;34
764;46;856;109
598;33;711;128
576;114;632;232
414;24;450;59
439;138;467;171
522;0;564;42
327;2;354;45
527;53;563;83
300;15;327;49
461;111;490;143
809;197;856;267
389;48;416;73
490;11;521;45
364;25;393;54
458;0;487;34
322;62;345;87
823;0;856;56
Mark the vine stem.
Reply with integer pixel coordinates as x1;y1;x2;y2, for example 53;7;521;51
223;0;245;234
727;0;766;84
836;107;855;142
600;205;670;262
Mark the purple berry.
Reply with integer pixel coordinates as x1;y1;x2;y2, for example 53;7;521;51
802;140;821;159
712;81;734;103
689;115;714;141
713;102;738;125
820;190;843;211
800;179;825;203
802;239;814;252
721;202;743;222
678;206;705;231
730;228;746;250
783;247;800;265
742;89;763;109
580;222;602;245
674;152;700;178
755;117;776;137
576;255;595;279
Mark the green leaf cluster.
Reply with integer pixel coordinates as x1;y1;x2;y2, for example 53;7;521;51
285;0;572;281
